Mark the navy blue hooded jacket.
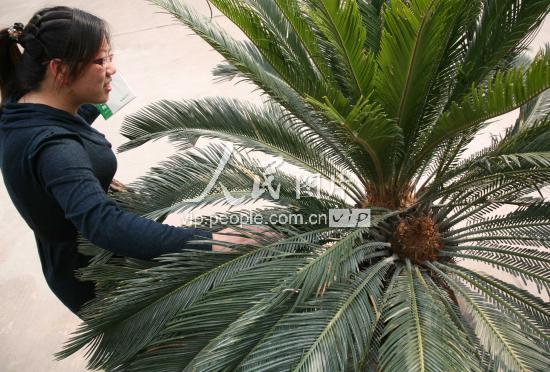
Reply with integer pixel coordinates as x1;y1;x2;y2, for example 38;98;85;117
0;100;211;314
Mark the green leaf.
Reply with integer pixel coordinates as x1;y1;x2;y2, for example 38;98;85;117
58;243;305;369
236;257;395;371
429;262;550;372
454;0;550;100
375;0;463;146
305;0;376;100
445;264;549;342
416;51;550;170
357;0;385;53
379;260;480;371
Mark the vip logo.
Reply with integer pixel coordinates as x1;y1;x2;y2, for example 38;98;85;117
329;209;371;227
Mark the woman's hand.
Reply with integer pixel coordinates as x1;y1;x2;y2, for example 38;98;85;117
163;212;282;253
212;225;279;252
109;178;128;193
212;227;257;252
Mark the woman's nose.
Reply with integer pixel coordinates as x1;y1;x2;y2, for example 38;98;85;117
106;61;117;76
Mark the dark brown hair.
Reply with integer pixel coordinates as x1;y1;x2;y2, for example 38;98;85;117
0;6;110;104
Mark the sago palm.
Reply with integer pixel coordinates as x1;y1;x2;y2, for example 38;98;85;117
59;0;550;371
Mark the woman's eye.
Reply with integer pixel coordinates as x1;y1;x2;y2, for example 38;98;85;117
93;54;114;66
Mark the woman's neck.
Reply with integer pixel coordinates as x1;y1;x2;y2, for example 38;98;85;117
18;90;79;115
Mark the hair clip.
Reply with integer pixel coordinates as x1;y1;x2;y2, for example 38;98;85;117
7;22;24;42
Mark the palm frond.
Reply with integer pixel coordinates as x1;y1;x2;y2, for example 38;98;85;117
121;253;312;371
375;0;463;154
413;50;550;176
235;257;395;371
123;143;352;223
152;0;374;188
173;240;390;371
307;95;403;184
440;248;550;295
454;0;550;101
427;157;550;214
304;0;376;100
58;239;307;369
524;89;550;127
359;263;404;369
271;0;336;86
288;227;371;305
357;0;385;53
378;260;481;371
249;0;333;89
428;262;550;372
119;98;364;200
444;264;549;343
204;0;348;109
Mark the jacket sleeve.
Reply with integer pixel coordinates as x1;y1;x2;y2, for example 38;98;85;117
33;134;212;260
77;104;101;125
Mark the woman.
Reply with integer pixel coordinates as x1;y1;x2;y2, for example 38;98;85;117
0;6;242;315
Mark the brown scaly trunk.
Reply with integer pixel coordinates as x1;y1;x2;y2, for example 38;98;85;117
360;183;416;210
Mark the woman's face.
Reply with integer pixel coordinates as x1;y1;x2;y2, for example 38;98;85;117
67;38;116;104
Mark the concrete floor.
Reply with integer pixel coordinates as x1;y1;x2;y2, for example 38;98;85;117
0;1;548;371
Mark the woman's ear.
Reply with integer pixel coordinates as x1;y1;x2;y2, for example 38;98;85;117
48;59;70;86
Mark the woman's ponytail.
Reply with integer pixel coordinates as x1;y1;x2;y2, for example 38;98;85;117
0;23;24;103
